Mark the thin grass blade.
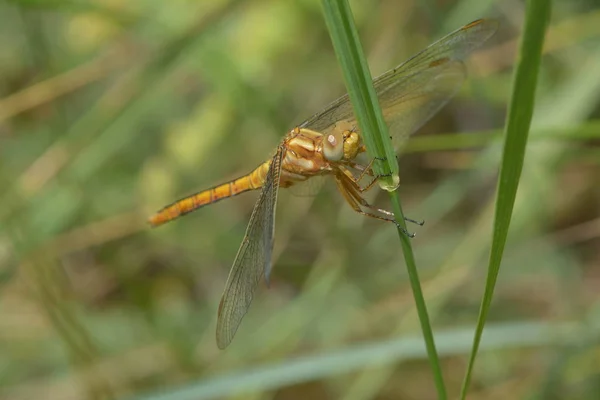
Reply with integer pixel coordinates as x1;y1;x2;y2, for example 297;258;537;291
320;1;446;398
459;0;552;397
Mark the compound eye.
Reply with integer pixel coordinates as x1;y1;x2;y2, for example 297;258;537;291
323;131;344;161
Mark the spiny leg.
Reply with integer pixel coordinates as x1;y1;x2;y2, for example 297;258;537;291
340;163;382;194
344;157;395;189
400;215;425;226
344;161;374;177
355;197;424;226
340;168;425;227
342;156;402;195
335;174;416;238
344;175;424;229
354;158;377;182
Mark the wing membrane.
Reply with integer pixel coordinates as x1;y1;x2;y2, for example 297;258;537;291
301;19;498;149
287;175;326;197
216;147;284;349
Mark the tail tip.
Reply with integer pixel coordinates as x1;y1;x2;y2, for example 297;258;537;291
147;214;162;228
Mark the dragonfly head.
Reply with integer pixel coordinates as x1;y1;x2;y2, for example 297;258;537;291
323;121;363;162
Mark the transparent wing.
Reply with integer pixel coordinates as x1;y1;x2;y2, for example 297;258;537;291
287;175;325;197
215;147;284;349
300;19;498;149
379;59;466;151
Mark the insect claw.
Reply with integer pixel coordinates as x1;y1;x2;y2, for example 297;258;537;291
374;156;387;161
402;228;416;238
394;221;416;238
404;216;425;226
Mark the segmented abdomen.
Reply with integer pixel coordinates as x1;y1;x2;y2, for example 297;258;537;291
148;162;269;227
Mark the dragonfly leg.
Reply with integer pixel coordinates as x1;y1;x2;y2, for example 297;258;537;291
345;157;392;180
358;157;396;180
352;158;377;182
339;166;387;194
404;216;425;226
342;159;398;192
339;168;425;226
351;184;424;226
358;175;381;193
339;164;380;193
343;162;372;176
335;173;416;237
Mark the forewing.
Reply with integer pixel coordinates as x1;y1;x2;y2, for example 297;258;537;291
215;147;284;349
378;59;466;151
301;19;497;148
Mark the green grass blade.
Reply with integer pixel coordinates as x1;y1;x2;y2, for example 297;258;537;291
320;1;446;398
320;0;398;189
459;0;552;397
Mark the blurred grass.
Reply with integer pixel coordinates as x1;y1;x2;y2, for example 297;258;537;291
128;321;589;400
1;0;599;400
460;0;551;397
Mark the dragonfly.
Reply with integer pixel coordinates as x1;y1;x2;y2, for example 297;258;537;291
149;19;497;349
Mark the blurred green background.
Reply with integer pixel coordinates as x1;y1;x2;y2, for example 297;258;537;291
1;0;599;399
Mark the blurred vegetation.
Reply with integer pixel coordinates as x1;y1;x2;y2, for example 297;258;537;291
1;0;599;399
